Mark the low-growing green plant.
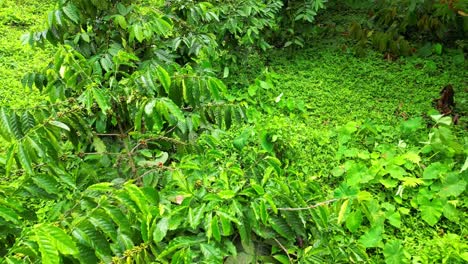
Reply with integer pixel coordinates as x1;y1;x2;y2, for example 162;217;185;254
329;115;467;263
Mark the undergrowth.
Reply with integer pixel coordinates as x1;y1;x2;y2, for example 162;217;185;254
0;0;53;108
0;0;466;263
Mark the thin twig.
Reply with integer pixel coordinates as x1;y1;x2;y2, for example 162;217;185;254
95;133;123;137
82;152;121;155
277;198;340;211
273;237;292;263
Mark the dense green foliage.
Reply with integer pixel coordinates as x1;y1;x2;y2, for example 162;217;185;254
0;0;467;263
348;0;468;57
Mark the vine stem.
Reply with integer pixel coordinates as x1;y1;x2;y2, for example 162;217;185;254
273;237;292;263
277;198;341;211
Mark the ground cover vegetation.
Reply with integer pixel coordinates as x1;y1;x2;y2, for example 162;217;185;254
0;0;467;263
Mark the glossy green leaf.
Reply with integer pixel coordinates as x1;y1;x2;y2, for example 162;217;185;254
17;142;33;174
156;66;171;94
337;199;349;224
345;210;363;233
211;215;221;242
91;87;110;114
358;224;383;248
420;200;443;226
49;120;70;131
62;3;80;24
383;240;406;264
153;217;169;243
189;204;206;229
0;205;20;224
423;162;448;180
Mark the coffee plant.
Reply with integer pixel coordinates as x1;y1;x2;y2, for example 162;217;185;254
1;0;466;263
0;0;333;263
349;0;468;56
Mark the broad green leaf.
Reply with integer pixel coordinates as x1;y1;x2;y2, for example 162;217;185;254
86;182;113;192
189;204;206;229
400;117;423;133
100;56;113;72
5;144;17;176
160;98;185;122
17;142;33;174
92;136;107;153
282;210;305;237
0;205;20;224
379;178;398;188
153;17;173;36
345;210;362;233
49;120;70;131
41;225;79;256
402;152;420;164
207;78;221;100
273;255;290;264
337;199;349;224
81;32;90;42
383;240;406;264
251;183;264;195
71;225;112;262
156;66;171;93
387;212;401;228
0;107;13;141
103;206;131;235
358;224;383;248
32;175;59;195
332;166;345;177
423;162;448;180
439;173;466;198
91;87;110;114
357;191;373;202
386;165;406;179
35;229;60;264
158;236;205;259
211;215;221;242
420;200;443;226
248;84;258;97
258;200;268;225
260;131;274;153
442;202;460;222
153;217;169;242
430;114;452;126
114;15;127;29
269;216;294;240
124;183;150;215
133;24;144;42
62;3;80;24
35;224;79;263
88;212;118;241
218;190;236;199
200;243;223;261
219;213;233;235
233;128;252;151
